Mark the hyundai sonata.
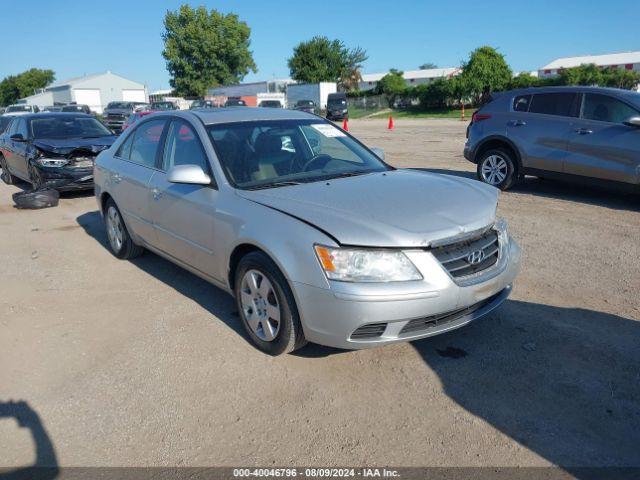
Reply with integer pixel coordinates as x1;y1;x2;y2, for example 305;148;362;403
94;109;521;355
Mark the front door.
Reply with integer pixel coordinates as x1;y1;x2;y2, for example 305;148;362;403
507;92;578;173
565;92;640;184
149;119;220;279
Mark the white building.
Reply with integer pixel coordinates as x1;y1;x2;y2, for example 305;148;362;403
538;51;640;78
19;71;148;114
358;67;460;91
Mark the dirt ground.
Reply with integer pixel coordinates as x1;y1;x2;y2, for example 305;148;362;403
1;118;639;470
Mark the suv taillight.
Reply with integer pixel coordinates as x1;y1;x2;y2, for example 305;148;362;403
472;112;491;123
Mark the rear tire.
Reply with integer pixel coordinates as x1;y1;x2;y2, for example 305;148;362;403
234;251;307;355
0;155;15;185
477;148;518;190
103;199;144;260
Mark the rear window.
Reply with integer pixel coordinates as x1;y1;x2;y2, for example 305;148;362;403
513;95;531;112
6;105;31;112
529;93;577;117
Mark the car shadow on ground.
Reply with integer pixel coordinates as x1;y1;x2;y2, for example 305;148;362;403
412;167;640;212
0;400;59;479
411;299;640;470
76;211;247;344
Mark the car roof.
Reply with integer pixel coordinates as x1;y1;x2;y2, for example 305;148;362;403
186;107;317;125
500;85;639;96
18;112;94;120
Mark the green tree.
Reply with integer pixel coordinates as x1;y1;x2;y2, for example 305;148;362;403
376;69;407;107
509;72;540;89
459;46;512;105
162;5;257;97
287;36;367;89
558;64;603;87
603;67;640;90
419;62;438;70
0;68;55;106
417;78;451;109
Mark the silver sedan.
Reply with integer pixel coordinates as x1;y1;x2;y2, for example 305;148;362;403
94;108;521;355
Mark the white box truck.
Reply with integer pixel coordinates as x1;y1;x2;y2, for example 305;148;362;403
286;82;337;111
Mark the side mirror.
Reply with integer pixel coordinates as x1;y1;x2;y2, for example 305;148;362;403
371;147;385;160
623;116;640;127
167;164;211;185
10;133;26;142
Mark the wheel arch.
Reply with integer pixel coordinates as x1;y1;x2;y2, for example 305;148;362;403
474;136;523;172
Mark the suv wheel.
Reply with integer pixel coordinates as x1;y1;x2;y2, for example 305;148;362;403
477;148;518;190
104;199;144;259
235;252;307;355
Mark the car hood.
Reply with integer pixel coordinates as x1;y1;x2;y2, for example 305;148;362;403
237;169;499;247
103;109;131;115
32;136;116;156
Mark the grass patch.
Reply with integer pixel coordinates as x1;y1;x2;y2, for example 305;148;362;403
364;107;476;119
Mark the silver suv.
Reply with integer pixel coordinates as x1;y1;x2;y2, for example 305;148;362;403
464;86;640;191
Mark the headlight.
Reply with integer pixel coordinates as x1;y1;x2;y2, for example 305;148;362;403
34;158;69;167
314;245;422;282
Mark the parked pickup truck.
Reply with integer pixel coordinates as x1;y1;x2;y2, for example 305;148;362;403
102;102;148;133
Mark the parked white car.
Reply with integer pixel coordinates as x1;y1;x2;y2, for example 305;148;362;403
4;104;39;115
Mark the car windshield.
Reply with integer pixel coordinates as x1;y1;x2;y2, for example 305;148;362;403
30;116;113;139
328;99;347;107
106;102;131;109
297;101;314;107
208;119;390;189
7;105;31;112
62;106;85;112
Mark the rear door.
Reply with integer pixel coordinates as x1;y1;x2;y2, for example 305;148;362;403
111;118;167;245
506;92;578;173
565;93;640;184
148;119;220;278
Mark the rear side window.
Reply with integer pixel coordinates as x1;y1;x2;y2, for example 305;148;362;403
582;93;639;124
513;95;531;112
529;93;577;117
127;119;166;168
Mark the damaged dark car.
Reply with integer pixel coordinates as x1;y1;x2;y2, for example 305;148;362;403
0;113;116;191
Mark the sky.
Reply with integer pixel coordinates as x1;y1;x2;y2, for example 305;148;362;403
2;0;639;92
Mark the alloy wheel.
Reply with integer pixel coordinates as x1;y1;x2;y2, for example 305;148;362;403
239;269;281;341
106;206;124;253
481;154;508;186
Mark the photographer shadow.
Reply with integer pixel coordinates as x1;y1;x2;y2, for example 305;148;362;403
0;401;58;480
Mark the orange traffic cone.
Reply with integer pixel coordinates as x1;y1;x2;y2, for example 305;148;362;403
388;115;394;130
342;118;349;131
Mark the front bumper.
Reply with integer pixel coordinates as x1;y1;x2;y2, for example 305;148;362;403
35;165;94;191
292;238;521;350
327;111;348;120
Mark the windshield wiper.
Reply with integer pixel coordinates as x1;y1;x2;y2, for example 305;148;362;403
321;170;376;181
246;181;304;190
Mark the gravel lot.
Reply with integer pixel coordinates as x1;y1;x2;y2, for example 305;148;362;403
1;118;639;470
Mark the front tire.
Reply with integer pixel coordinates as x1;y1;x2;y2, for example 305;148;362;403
0;155;15;185
234;252;307;355
477;148;518;190
104;199;144;260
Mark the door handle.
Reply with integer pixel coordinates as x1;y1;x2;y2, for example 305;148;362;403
509;120;526;127
112;173;122;184
575;128;593;135
152;188;162;200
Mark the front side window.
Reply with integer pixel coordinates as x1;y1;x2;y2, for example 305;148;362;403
161;120;209;172
30;116;112;139
582;93;639;124
128;119;166;168
208;119;389;189
529;93;577;117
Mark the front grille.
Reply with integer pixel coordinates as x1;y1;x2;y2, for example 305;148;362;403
351;323;388;340
431;229;499;278
400;290;503;335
